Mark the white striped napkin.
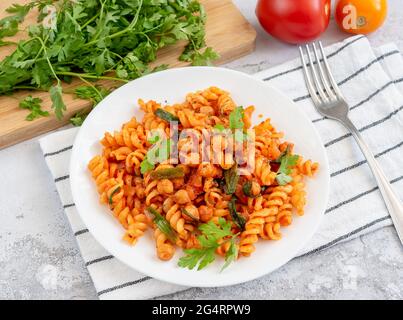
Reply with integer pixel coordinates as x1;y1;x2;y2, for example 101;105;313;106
39;35;403;300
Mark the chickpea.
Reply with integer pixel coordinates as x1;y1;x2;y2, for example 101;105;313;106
157;179;174;194
199;163;221;178
174;189;191;204
172;178;185;189
250;181;261;197
199;205;213;222
182;204;200;222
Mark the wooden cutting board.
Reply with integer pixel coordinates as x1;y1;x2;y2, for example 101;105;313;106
0;0;256;149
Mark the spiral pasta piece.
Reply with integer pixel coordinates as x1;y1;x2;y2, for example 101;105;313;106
177;109;207;128
239;208;276;256
290;174;306;216
125;149;147;175
261;222;282;240
88;155;110;193
255;156;276;186
297;157;319;177
154;227;175;261
123;213;149;245
143;172;163;206
217;92;235;115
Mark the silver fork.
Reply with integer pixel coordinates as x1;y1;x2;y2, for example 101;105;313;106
299;42;403;245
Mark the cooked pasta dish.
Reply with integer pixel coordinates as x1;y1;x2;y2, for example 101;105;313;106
88;87;318;271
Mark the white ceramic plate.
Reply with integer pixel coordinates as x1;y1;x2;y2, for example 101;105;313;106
70;67;330;287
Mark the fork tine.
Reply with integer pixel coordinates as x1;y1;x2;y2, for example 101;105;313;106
299;46;321;106
318;42;345;99
312;43;336;101
305;44;329;103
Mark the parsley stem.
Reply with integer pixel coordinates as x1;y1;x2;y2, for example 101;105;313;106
77;76;104;103
81;11;100;29
34;37;61;84
222;233;240;245
89;0;107;42
0;41;18;46
14;86;46;91
55;71;128;83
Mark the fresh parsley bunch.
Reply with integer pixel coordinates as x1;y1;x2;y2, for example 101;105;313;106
0;0;218;123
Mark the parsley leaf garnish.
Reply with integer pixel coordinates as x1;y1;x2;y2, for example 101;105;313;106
229;106;245;130
19;96;49;121
178;218;239;271
50;83;66;120
275;151;299;186
189;47;220;66
221;239;238;272
214;124;225;132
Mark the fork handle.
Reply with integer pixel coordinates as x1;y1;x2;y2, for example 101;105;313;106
342;117;403;245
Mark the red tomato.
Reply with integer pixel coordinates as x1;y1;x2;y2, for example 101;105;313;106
256;0;331;44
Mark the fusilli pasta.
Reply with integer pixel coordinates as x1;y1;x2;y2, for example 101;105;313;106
88;87;319;267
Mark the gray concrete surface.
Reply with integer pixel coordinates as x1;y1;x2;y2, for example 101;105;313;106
0;0;402;300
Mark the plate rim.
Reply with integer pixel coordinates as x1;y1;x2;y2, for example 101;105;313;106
69;66;330;288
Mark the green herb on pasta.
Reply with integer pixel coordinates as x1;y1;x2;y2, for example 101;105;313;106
178;218;239;271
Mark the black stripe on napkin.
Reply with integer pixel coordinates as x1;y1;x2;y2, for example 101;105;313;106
97;277;152;297
263;36;365;82
312;77;403;123
326;175;403;214
293;50;400;103
297;215;390;258
54;175;70;183
74;229;89;236
331;140;403;177
63;203;75;209
325;104;403;148
44;145;73;158
85;255;114;267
